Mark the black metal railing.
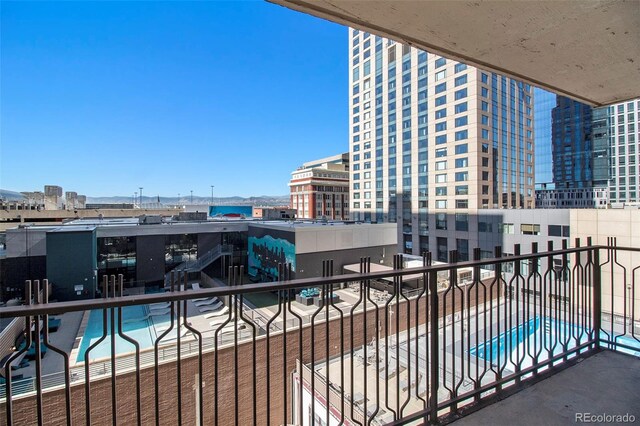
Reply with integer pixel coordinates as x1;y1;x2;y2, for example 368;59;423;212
0;238;638;425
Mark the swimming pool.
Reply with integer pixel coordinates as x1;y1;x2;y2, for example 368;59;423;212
469;316;640;367
76;305;167;362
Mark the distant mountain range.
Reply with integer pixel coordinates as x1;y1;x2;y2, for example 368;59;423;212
86;195;290;206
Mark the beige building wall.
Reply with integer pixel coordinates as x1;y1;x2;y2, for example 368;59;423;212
570;209;640;323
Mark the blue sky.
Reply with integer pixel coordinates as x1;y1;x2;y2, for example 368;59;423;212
1;1;348;197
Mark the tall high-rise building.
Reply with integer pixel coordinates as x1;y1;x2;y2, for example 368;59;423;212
534;90;608;208
348;30;535;259
533;88;556;184
605;99;640;206
551;97;593;188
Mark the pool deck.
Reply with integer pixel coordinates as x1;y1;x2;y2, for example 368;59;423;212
13;310;84;377
452;350;640;426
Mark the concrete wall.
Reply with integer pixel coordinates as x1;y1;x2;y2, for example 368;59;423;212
296;244;396;279
570;209;640;320
5;228;49;258
294;223;397;255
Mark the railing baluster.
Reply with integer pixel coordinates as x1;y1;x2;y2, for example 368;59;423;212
176;273;183;426
155;271;176;426
266;264;282;426
116;275;141;426
110;275;117;426
85;276;109;425
348;257;365;426
428;265;439;424
33;280;43;426
594;242;602;350
4;281;31;426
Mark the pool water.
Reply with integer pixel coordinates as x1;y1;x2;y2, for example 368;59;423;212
469;316;640;367
76;305;167;362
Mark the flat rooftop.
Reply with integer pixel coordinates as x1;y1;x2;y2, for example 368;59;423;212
453;350;640;426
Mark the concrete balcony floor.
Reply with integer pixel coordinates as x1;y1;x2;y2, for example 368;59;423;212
453;350;640;426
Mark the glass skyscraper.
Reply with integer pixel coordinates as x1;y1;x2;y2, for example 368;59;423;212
551;97;593;188
533;88;555;184
348;30;535;259
533;89;609;208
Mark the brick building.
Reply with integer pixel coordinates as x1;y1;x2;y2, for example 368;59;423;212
289;153;350;220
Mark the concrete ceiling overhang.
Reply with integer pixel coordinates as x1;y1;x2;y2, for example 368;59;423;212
268;0;640;106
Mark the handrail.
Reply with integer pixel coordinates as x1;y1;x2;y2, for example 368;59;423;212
0;244;605;317
1;242;639;426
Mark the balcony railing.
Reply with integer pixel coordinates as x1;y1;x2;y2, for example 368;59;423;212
0;237;638;425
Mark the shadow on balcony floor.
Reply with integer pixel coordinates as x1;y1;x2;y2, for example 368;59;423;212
453;351;640;426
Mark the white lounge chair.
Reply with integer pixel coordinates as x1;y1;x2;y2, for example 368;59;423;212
199;302;223;313
156;326;191;338
194;298;219;307
210;315;236;328
203;307;229;319
150;302;170;311
192;283;201;290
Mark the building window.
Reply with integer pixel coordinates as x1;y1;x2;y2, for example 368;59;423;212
455;185;468;195
454;75;467;86
455;172;468;181
454;88;467;100
456;239;469;261
499;223;515;234
455;116;468;127
437;237;448;262
435;200;447;209
521;224;540;235
455;144;468;154
455;199;468;209
455;158;468;168
435;57;446;68
435;82;447;94
454;63;467;73
454;102;467;114
455;130;468;141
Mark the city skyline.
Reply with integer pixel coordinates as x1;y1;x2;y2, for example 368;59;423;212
1;1;348;197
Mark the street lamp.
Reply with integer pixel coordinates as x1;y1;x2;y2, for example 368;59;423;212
134;192;138;208
190;190;193;204
139;187;143;208
211;185;215;205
